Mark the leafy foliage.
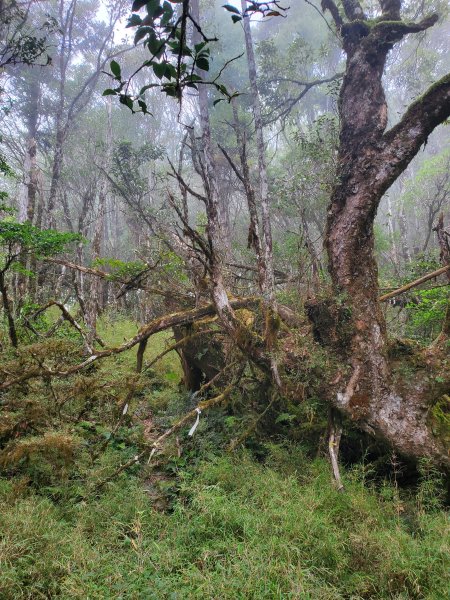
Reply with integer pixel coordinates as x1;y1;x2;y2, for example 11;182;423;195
0;221;81;270
103;1;287;111
0;0;56;68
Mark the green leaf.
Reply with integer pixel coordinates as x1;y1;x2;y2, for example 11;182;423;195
196;56;209;71
134;26;152;45
146;0;161;17
161;1;174;25
102;89;117;96
153;61;166;78
126;14;142;27
139;83;159;95
137;99;150;114
194;41;208;53
132;0;148;11
147;33;164;56
119;94;134;111
110;60;121;79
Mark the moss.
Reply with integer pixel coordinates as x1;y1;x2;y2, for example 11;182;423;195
409;72;450;108
429;395;450;446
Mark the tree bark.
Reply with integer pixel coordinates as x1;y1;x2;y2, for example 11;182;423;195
320;0;450;466
0;270;18;348
434;213;450;337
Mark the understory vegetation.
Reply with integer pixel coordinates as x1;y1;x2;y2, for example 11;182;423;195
0;317;448;599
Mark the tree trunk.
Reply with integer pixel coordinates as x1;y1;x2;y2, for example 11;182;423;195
0;271;18;348
241;0;276;307
85;98;112;345
319;0;450;466
241;2;282;386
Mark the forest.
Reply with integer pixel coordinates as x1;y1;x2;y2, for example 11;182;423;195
0;0;449;597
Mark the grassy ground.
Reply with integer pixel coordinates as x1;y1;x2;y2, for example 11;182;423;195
1;450;448;599
0;317;448;599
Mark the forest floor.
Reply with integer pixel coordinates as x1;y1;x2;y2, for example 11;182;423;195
0;316;449;599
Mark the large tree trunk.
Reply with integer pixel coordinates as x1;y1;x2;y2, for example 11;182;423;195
320;0;450;466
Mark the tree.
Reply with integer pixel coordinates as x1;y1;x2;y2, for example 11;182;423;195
0;0;54;70
314;0;450;465
0;218;79;346
138;0;450;465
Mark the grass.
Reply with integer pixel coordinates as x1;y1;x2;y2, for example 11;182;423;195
0;448;448;599
98;312;183;382
0;316;448;599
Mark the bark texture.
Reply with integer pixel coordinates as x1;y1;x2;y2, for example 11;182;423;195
321;0;450;466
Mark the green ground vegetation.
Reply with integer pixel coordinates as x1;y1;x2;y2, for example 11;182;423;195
0;316;448;600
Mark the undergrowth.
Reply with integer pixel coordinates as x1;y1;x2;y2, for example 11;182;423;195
0;448;448;599
0;316;448;599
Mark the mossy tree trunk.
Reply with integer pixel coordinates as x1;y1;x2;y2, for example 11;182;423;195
320;0;450;466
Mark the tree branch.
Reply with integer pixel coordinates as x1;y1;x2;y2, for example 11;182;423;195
320;0;343;28
341;0;365;21
378;264;450;302
378;72;450;192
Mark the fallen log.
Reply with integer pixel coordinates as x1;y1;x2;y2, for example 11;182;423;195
0;298;258;391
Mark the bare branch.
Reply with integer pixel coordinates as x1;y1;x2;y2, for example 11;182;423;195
378;265;450;302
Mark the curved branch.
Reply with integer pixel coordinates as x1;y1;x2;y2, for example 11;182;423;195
371;13;439;43
378;72;450;192
0;298;258;391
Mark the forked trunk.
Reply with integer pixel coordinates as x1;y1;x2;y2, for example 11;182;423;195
320;0;450;466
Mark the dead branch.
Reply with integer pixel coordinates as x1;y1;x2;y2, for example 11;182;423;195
378;264;450;302
95;366;245;490
0;298;258;391
30;300;94;354
192;359;241;399
43;257;190;301
328;408;344;492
